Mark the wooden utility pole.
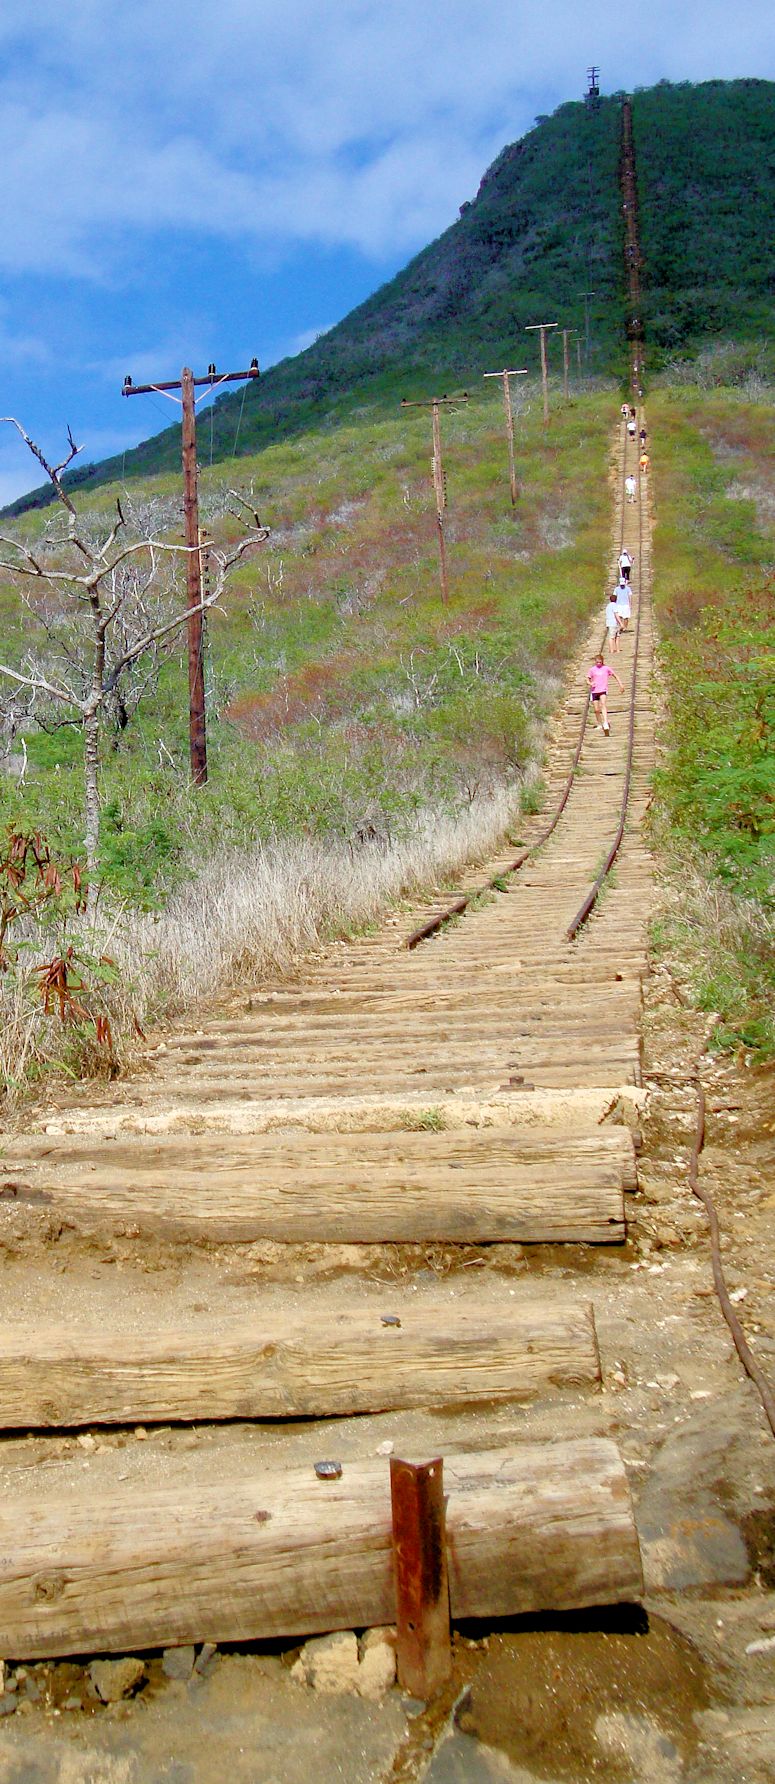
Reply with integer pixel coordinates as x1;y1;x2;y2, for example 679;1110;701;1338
123;358;259;785
562;329;576;401
483;368;527;505
525;323;557;424
580;291;596;365
180;368;206;784
400;394;468;603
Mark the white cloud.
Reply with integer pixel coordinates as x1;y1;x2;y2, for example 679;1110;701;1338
0;0;769;282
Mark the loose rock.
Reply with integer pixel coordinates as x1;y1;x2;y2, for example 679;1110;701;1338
88;1657;146;1704
357;1627;397;1700
291;1631;360;1695
162;1645;196;1681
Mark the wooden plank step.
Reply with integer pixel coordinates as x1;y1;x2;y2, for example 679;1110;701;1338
31;1087;646;1142
69;1063;637;1102
0;1297;601;1429
9;1125;637;1184
179;970;644;1018
0;1439;643;1658
165;1006;642;1041
5;1130;630;1242
150;1038;640;1076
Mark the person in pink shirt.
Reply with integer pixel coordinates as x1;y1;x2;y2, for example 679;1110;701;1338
586;655;624;736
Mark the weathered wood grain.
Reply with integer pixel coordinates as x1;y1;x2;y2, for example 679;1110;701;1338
0;1298;600;1428
0;1440;643;1658
4;1128;630;1243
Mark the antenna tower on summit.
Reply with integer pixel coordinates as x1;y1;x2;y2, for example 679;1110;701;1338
586;66;600;111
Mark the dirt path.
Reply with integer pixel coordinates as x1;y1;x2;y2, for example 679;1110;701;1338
0;421;772;1784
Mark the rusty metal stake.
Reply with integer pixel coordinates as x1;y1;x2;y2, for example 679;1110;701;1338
390;1456;452;1701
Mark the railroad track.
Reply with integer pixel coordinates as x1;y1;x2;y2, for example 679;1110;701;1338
0;413;657;1661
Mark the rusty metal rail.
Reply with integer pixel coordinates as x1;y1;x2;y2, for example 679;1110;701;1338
566;97;647;940
407;100;649;957
405;685;591;950
405;422;638;953
566;438;645;941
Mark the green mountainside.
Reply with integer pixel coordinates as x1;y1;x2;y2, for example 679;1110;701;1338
632;80;775;353
5;76;774;518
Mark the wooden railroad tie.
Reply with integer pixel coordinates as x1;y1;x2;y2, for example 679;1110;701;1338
0;1439;643;1660
0;1297;601;1429
3;1127;632;1245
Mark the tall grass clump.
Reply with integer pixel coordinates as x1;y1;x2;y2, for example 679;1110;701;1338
119;785;525;1010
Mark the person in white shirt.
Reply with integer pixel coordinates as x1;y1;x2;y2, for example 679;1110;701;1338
614;580;632;631
605;596;621;654
618;548;632;583
625;473;636;503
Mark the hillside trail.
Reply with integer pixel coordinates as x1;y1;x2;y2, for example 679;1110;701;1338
0;418;772;1784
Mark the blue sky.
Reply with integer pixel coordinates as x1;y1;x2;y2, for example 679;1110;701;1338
0;0;772;504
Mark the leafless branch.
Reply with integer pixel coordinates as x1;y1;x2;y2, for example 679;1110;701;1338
226;488;266;528
0;417;82;515
106;589;222;684
0;659;76;706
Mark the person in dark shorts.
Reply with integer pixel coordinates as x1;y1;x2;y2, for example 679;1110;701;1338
587;655;624;736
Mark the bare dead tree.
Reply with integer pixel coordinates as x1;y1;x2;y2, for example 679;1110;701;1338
0;419;269;905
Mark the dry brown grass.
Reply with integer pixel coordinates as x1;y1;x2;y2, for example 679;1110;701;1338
0;781;532;1102
120;784;527;1012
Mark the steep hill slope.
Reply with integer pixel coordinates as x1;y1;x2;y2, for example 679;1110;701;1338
6;94;624;515
0;390;614;907
5;76;774;520
632;79;775;357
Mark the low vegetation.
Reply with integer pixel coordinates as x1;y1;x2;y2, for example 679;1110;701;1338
0;387;614;1096
648;387;774;1055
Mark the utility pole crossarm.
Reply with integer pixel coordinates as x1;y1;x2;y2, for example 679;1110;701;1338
122;365;260;399
399;394;469;409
